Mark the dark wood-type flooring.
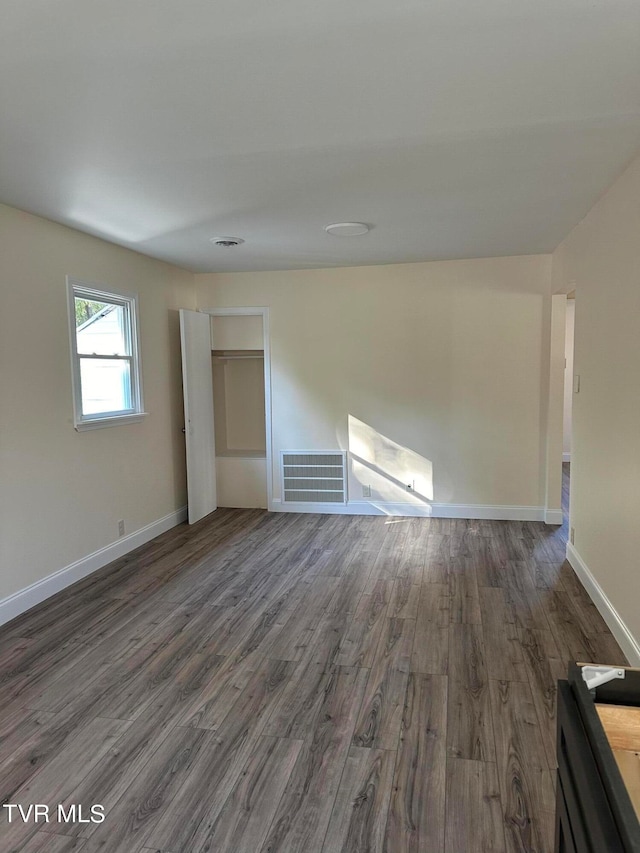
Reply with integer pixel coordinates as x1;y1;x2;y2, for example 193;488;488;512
0;465;627;852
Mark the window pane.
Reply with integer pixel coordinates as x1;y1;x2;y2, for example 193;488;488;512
75;298;129;356
80;357;133;415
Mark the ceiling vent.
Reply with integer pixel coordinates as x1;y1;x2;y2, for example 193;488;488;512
209;236;245;247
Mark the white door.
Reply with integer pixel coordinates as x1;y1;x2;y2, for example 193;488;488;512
180;309;217;523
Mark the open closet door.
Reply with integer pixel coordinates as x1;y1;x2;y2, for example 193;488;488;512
180;309;217;523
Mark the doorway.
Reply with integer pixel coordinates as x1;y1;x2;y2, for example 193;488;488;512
180;307;272;523
562;292;575;524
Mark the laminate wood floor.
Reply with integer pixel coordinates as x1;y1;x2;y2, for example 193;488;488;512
0;467;627;853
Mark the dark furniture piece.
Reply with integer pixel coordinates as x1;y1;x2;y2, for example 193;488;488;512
556;662;640;852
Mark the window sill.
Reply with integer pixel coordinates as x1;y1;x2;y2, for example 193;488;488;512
74;413;149;432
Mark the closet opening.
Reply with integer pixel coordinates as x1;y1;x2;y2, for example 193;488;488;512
210;314;269;509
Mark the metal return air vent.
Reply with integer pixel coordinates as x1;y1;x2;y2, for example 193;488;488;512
281;451;347;504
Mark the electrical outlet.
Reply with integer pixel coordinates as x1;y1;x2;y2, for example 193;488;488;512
118;519;125;537
362;485;371;498
570;527;575;545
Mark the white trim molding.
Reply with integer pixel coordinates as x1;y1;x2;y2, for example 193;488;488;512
271;499;548;521
544;508;564;525
562;452;571;463
566;542;640;666
0;506;187;628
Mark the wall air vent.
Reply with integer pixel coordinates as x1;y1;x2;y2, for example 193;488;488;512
281;451;347;504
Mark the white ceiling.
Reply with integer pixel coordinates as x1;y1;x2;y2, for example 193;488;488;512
2;0;640;272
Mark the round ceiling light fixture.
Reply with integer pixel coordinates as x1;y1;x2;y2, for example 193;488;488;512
324;222;370;237
209;236;245;247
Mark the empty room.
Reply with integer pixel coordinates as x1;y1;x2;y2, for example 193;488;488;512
1;2;639;852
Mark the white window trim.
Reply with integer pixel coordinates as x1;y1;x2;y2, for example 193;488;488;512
67;276;147;431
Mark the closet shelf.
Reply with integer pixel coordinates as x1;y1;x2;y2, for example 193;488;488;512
212;349;264;361
216;449;266;459
214;355;263;360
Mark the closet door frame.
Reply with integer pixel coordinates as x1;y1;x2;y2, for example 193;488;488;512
203;306;273;511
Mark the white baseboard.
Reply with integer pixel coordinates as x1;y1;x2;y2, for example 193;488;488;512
0;506;188;628
563;452;571;463
271;499;546;521
566;542;640;666
544;508;564;525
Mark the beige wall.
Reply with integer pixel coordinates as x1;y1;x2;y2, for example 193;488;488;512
552;152;640;647
213;357;266;454
211;314;264;351
0;204;195;602
197;255;552;511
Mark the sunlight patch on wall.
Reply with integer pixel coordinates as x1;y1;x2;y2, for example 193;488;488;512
348;414;434;503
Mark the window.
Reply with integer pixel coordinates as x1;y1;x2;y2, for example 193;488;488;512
67;278;145;430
